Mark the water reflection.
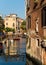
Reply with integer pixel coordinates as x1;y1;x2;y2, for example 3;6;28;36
3;37;26;62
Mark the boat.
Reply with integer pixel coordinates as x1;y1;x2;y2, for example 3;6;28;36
21;35;26;38
13;37;20;40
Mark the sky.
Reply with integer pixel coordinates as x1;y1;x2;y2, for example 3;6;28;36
0;0;25;19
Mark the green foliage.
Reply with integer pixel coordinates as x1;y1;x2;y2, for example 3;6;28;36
34;0;38;3
12;28;15;33
0;16;5;31
5;27;15;32
21;20;26;30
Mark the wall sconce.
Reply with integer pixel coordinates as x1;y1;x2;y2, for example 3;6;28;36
41;40;45;47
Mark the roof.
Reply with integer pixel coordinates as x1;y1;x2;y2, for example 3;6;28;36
4;14;17;18
17;17;24;20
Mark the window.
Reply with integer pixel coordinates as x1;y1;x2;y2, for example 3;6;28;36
37;39;39;46
27;16;31;29
36;39;39;47
33;3;38;9
33;0;38;9
13;23;15;27
26;0;30;11
42;7;46;27
6;23;8;25
40;0;44;5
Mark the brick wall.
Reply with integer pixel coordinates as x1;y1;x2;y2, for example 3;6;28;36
26;0;46;65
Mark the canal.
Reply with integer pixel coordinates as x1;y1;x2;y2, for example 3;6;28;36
0;37;26;65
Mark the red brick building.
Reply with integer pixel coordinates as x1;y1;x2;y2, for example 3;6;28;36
26;0;46;65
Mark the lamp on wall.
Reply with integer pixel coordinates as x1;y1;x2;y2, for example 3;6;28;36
41;40;46;51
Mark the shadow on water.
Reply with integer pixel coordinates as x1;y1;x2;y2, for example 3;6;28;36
26;53;42;65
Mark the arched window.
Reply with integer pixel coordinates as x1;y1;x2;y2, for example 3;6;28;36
27;16;31;29
42;6;46;27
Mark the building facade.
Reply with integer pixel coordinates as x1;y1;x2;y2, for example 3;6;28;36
4;14;23;33
16;17;23;32
4;14;17;32
26;0;46;65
